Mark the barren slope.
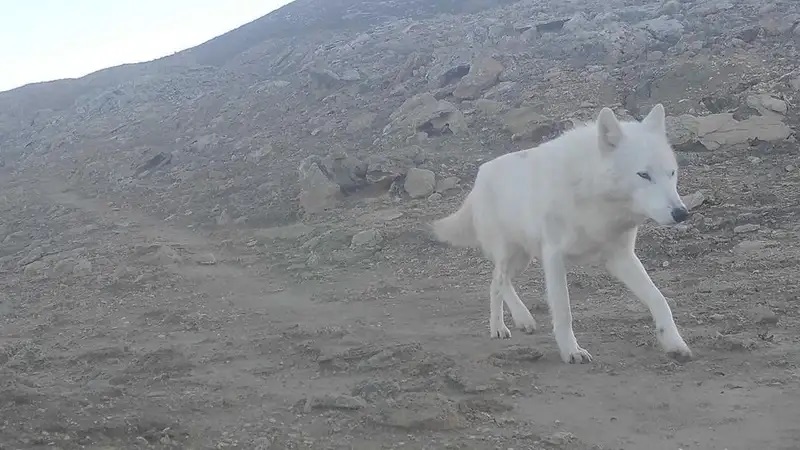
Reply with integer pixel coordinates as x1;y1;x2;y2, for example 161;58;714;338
1;0;800;449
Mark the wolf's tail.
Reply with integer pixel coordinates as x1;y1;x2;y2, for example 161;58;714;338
430;193;478;248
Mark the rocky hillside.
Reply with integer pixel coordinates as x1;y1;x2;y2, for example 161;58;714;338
1;0;798;228
2;1;800;448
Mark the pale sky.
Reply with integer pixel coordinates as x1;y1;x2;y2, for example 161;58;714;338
0;0;294;92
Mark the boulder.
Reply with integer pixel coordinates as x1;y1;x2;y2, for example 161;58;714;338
298;156;342;213
351;229;383;248
666;113;792;151
404;168;436;198
502;107;571;143
387;93;467;137
453;57;504;100
745;93;788;116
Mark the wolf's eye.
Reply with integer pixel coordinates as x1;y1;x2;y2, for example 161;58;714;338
669;170;676;177
637;171;651;181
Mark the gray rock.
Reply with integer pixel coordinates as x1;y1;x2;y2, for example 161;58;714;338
453;57;504;100
136;244;183;266
640;17;685;44
195;253;217;265
483;81;518;100
346;112;377;133
544;431;579;446
216;209;231;226
394;52;433;84
252;437;273;450
351;229;383;248
303;394;366;412
600;23;649;64
134;151;172;177
255;223;315;241
364;156;408;181
387;93;467;137
72;258;93;276
658;0;682;16
430;63;471;88
306;252;321;267
3;231;28;245
712;333;757;352
734;224;761;234
404;168;436;198
682;190;706;211
308;67;345;91
760;15;800;36
298;156;342;213
489;346;544;366
736;27;760;43
503;107;569;143
749;306;778;325
666;113;792;151
746;93;788;116
339;68;361;82
23;261;46;278
732;240;777;256
790;76;800;91
427;192;443;202
473;99;506;116
563;12;596;33
374;392;466;431
53;258;77;276
245;145;271;164
18;246;44;267
435;176;459;193
319;154;369;193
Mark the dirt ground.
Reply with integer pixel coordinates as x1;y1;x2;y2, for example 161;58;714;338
1;128;799;450
3;2;800;447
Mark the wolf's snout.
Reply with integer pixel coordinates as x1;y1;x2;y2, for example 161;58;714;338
671;207;689;223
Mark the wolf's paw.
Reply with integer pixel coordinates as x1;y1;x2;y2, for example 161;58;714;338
659;331;692;363
666;345;693;363
513;315;537;334
490;323;512;339
560;346;593;364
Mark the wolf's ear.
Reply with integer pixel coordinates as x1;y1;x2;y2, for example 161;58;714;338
597;107;623;153
641;103;666;134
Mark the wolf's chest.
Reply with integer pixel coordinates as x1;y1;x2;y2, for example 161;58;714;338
559;213;638;264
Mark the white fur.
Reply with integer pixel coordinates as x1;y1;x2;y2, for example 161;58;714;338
432;104;692;364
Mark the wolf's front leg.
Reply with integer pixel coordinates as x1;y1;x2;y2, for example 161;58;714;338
605;251;692;361
542;247;593;364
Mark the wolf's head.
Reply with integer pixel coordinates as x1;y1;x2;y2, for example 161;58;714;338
596;104;688;226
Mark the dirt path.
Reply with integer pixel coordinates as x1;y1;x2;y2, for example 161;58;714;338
1;174;799;449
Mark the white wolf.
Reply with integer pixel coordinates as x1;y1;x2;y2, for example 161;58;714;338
431;104;693;364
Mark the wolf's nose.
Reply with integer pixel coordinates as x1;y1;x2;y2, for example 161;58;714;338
671;207;689;223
